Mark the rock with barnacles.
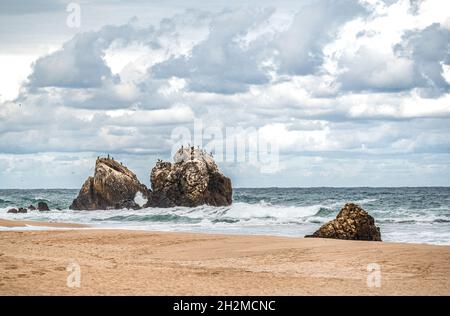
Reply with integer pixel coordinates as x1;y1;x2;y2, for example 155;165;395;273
306;203;381;241
146;147;232;207
70;157;150;210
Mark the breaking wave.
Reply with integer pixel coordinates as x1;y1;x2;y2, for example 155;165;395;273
1;187;450;245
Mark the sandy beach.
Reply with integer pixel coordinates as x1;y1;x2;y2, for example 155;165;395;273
0;220;449;295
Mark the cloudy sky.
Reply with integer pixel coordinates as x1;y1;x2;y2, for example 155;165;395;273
1;0;450;188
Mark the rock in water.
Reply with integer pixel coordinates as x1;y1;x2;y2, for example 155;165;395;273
37;202;50;211
305;203;381;241
114;199;141;210
18;207;28;213
70;157;150;210
146;147;232;207
7;208;18;214
28;205;36;210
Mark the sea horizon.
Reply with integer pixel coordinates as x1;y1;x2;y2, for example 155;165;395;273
1;185;449;190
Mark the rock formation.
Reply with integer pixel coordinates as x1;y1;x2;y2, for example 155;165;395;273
37;202;50;211
70;157;150;210
70;149;232;210
146;147;232;207
5;204;46;213
7;207;27;214
18;207;27;213
306;203;382;241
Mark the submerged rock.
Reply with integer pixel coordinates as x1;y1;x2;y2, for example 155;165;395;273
28;205;36;210
146;147;232;207
70;157;150;210
7;207;28;213
305;203;381;241
114;199;141;210
37;202;50;211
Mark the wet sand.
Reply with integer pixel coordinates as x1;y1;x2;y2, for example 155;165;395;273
0;219;88;228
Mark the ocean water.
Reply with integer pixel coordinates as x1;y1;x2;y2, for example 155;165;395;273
1;187;450;245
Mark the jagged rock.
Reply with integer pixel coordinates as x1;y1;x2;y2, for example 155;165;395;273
28;205;36;210
305;203;382;241
70;157;150;210
37;202;50;211
146;147;232;207
18;207;27;213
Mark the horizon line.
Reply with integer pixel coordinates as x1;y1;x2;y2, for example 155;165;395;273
0;186;449;190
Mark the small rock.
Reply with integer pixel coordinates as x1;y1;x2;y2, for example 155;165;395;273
114;199;141;210
37;202;50;211
7;208;18;214
28;205;36;210
18;207;27;213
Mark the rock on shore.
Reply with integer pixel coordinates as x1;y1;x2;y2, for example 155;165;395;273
306;203;382;241
70;157;150;210
146;147;232;207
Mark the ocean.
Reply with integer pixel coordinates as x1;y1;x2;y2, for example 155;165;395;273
1;187;450;245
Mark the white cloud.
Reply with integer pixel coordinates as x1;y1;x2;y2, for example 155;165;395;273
1;1;450;187
0;54;37;101
274;0;366;75
152;8;275;94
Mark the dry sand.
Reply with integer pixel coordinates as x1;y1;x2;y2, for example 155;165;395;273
0;220;449;295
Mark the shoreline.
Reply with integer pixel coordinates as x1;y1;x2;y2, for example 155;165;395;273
0;217;449;246
0;218;89;229
0;226;449;295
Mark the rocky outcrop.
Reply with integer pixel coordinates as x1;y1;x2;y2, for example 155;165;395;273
37;202;50;211
7;207;27;214
306;203;382;241
70;157;150;210
146;147;232;207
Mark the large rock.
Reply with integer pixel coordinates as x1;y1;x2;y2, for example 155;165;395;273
306;203;382;241
70;157;150;210
146;147;232;207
